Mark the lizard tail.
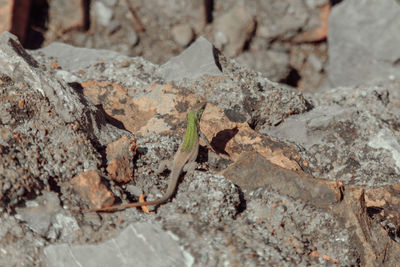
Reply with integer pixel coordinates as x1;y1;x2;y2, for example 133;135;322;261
86;196;171;213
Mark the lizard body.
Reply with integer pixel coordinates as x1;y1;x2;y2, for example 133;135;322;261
91;103;206;212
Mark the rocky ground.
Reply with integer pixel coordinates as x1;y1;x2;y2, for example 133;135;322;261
1;0;400;266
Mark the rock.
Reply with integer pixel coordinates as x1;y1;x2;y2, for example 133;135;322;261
289;43;328;92
71;170;115;209
171;24;194;47
0;32;125;146
125;184;143;197
160;36;222;81
328;0;400;87
336;187;400;265
213;6;255;57
200;103;302;170
44;0;86;41
106;136;137;183
44;223;193;267
292;2;330;43
14;191;79;241
235;50;290;82
15;192;62;237
265;83;400;186
93;1;113;27
80;81;175;134
222;151;342;208
255;1;308;40
160;172;241;226
39;42;126;70
0;32;120;207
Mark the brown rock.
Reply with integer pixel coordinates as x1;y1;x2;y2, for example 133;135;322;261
222;151;342;208
71;170;114;209
337;188;400;266
106;136;137;183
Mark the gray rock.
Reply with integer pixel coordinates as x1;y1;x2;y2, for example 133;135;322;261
14;192;79;241
213;6;255;57
39;42;127;71
171;24;194;47
160;36;222;81
94;1;113;27
44;223;193;267
159;172;241;226
15;192;61;237
255;1;308;40
125;184;143;197
0;32;125;146
235;50;290;82
265;84;400;186
328;0;400;87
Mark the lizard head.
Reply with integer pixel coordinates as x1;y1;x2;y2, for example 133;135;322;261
193;102;207;122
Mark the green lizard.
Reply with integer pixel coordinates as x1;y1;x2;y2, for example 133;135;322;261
92;102;209;212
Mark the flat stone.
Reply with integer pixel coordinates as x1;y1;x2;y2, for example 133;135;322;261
44;223;193;267
160;36;222;81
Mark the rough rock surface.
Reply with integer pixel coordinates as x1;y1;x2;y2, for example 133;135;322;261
44;222;193;267
1;31;400;266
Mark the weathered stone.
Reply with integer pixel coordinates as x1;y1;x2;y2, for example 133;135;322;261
44;223;193;267
336;188;400;266
15;192;61;237
222;151;342;208
39;42;126;70
160;36;222;81
106;136;137;183
0;32;124;146
71;170;114;209
80;81;176;135
201;104;302;170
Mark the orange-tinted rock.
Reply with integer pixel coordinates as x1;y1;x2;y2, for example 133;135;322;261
71;170;114;209
201;104;302;171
